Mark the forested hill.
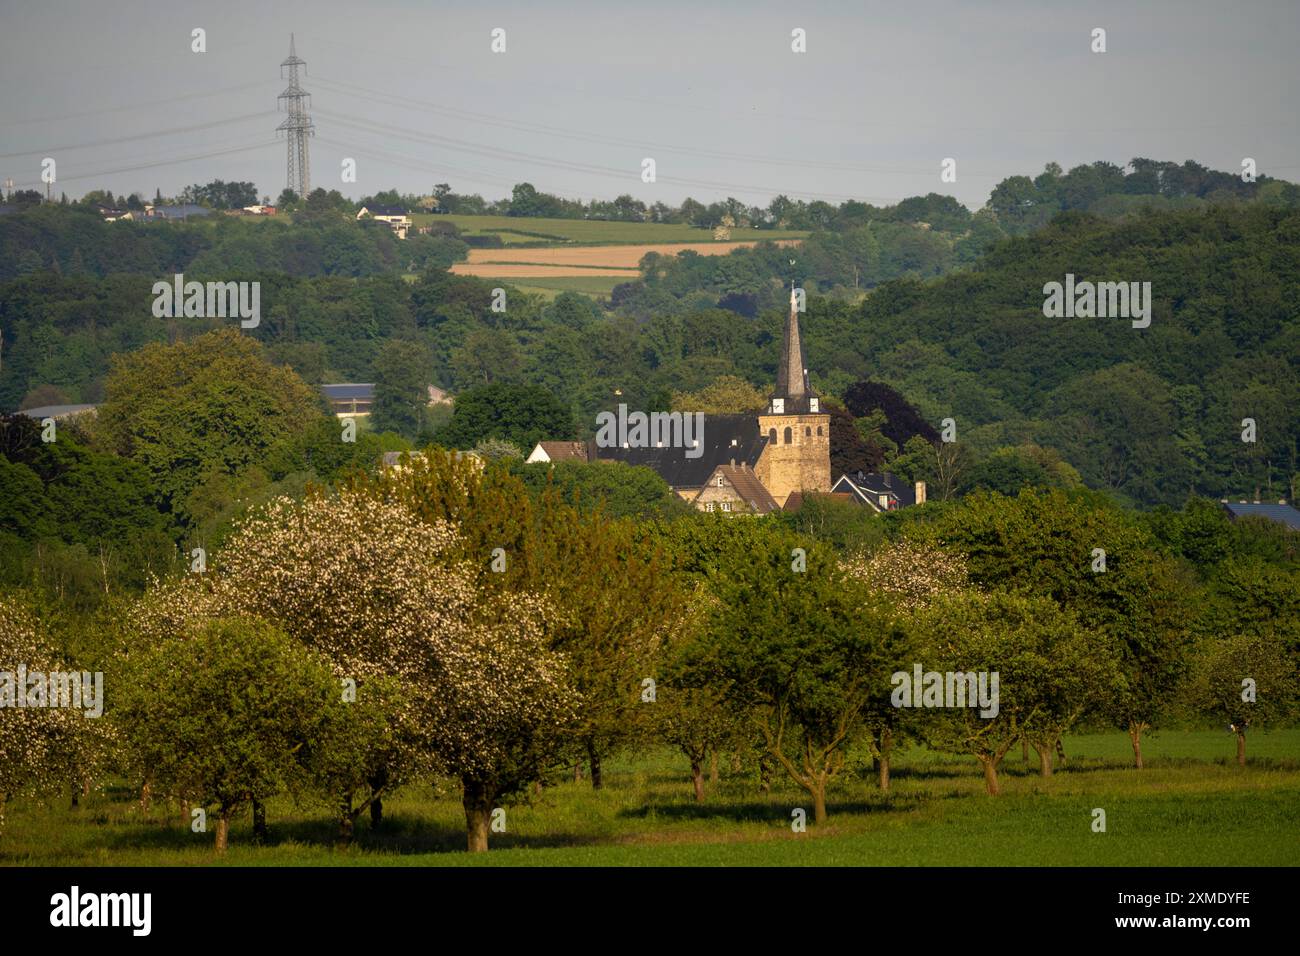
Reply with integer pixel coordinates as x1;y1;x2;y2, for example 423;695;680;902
800;204;1299;506
0;174;1296;510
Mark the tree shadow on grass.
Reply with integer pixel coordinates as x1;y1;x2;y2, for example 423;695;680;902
618;794;925;824
95;810;605;857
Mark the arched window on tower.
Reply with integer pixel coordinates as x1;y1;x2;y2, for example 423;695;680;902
784;426;793;444
817;426;824;436
768;428;777;444
805;426;811;437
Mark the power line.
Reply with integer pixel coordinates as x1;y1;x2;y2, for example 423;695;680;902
7;140;278;189
311;74;970;178
0;80;270;129
315;108;903;203
0;112;279;159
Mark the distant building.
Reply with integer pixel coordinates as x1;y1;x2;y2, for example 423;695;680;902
134;204;213;222
526;288;832;512
526;441;587;464
18;404;98;420
1221;500;1300;531
695;463;780;514
831;471;927;513
242;205;277;215
356;204;412;239
321;382;450;417
321;383;374;417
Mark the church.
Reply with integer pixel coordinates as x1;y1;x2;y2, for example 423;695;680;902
528;289;831;513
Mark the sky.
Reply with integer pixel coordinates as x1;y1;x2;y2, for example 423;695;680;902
2;0;1298;210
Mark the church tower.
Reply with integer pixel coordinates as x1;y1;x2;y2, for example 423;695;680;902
754;287;831;506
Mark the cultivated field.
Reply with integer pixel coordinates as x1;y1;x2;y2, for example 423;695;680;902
4;730;1295;866
419;213;808;246
449;239;800;279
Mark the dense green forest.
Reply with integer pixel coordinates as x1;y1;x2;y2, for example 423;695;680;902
1;158;1297;511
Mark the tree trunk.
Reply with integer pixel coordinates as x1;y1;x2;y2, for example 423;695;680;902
1054;736;1067;766
368;769;387;829
180;800;190;830
1236;732;1246;767
1128;722;1146;769
252;799;267;843
587;740;603;790
139;781;151;814
215;811;230;854
573;762;583;784
758;753;773;794
1033;743;1053;777
70;783;79;808
709;749;719;785
1022;737;1029;762
462;778;493;853
691;760;705;802
979;755;1001;796
879;727;893;793
338;800;355;846
811;781;827;824
730;751;742;773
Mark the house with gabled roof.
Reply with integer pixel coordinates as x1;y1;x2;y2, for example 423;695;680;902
693;463;780;514
832;470;927;513
356;204;412;239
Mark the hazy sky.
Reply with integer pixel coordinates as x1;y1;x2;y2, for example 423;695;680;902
2;0;1297;209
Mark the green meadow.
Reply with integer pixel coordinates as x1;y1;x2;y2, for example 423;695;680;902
5;730;1296;867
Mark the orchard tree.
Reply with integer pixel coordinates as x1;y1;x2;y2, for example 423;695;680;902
116;618;337;853
935;489;1194;768
302;675;430;844
698;528;907;823
0;596;94;836
219;484;580;850
366;451;685;790
843;538;968;789
1185;632;1298;766
913;591;1096;794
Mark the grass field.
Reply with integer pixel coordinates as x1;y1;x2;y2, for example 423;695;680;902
4;730;1296;867
507;276;630;299
417;213;808;246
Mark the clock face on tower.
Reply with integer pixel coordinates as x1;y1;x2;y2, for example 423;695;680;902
809;398;819;412
772;398;785;414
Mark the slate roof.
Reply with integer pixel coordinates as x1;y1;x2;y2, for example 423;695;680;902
321;383;375;401
714;464;780;513
1221;501;1300;530
358;205;409;218
833;471;916;510
536;441;588;462
592;414;768;488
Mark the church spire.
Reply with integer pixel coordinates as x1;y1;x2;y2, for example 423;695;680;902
771;285;817;413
